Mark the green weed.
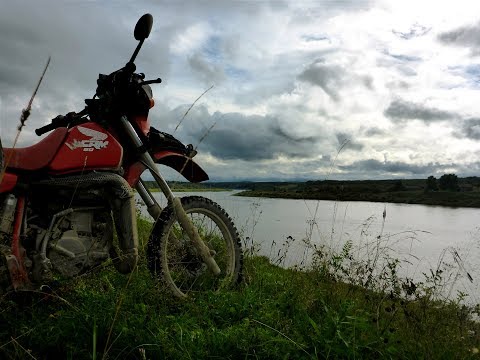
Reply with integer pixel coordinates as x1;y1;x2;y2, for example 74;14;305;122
1;212;480;359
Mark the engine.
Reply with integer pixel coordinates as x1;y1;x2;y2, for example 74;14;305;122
24;187;115;280
0;171;137;289
45;210;113;277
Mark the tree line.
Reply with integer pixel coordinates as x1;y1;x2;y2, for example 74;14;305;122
425;174;459;192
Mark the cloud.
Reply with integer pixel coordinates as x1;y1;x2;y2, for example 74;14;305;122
336;132;364;151
363;127;387;136
376;51;420;78
446;64;480;88
338;159;450;176
438;22;480;54
297;60;343;101
297;59;372;101
188;52;226;85
387;53;422;62
289;0;374;23
3;1;480;181
392;24;431;40
301;35;330;42
164;105;323;162
456;118;480;140
385;80;410;90
337;158;480;179
170;22;212;56
186;155;334;182
384;99;456;123
0;2;172;138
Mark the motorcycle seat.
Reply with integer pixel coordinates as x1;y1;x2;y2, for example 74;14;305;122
4;127;69;171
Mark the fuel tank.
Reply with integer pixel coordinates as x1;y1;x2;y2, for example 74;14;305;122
49;123;123;174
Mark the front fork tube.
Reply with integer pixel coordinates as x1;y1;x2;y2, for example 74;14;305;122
121;117;221;276
136;179;162;220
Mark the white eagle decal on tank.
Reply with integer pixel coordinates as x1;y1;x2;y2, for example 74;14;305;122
66;126;110;152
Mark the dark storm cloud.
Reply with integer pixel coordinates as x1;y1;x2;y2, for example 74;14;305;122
297;59;372;101
455;118;480;140
338;159;480;179
339;159;450;176
384;99;456;123
199;155;333;182
298;60;343;101
438;22;480;54
271;125;317;144
0;2;140;96
164;105;322;161
0;1;173;146
336;132;364;151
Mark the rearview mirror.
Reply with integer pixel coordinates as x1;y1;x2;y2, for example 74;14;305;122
134;14;153;41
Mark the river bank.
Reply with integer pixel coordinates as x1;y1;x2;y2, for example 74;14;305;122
141;178;480;208
235;188;480;208
232;178;480;208
2;207;479;358
2;255;479;359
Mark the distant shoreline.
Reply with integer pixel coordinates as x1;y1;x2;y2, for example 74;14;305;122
232;176;480;209
141;178;480;208
234;190;480;208
147;188;230;193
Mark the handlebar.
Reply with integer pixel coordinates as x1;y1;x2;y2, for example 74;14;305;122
35;122;59;136
35;109;87;136
139;78;162;86
34;68;160;137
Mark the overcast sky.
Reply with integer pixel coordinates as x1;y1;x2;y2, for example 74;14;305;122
2;0;480;181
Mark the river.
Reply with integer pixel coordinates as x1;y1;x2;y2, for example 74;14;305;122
137;191;480;302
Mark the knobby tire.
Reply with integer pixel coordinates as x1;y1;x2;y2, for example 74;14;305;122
147;196;243;298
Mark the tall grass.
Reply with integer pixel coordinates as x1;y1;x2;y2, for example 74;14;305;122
1;210;480;359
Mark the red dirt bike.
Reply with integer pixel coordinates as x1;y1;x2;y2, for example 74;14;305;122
0;14;242;298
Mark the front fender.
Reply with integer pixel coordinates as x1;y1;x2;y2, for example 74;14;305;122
147;127;209;183
153;151;209;183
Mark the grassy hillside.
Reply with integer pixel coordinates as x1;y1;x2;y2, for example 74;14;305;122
1;217;479;359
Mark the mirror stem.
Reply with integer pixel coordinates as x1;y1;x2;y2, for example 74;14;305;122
129;39;145;65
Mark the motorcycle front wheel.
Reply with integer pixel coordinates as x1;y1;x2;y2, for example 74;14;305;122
147;196;243;298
